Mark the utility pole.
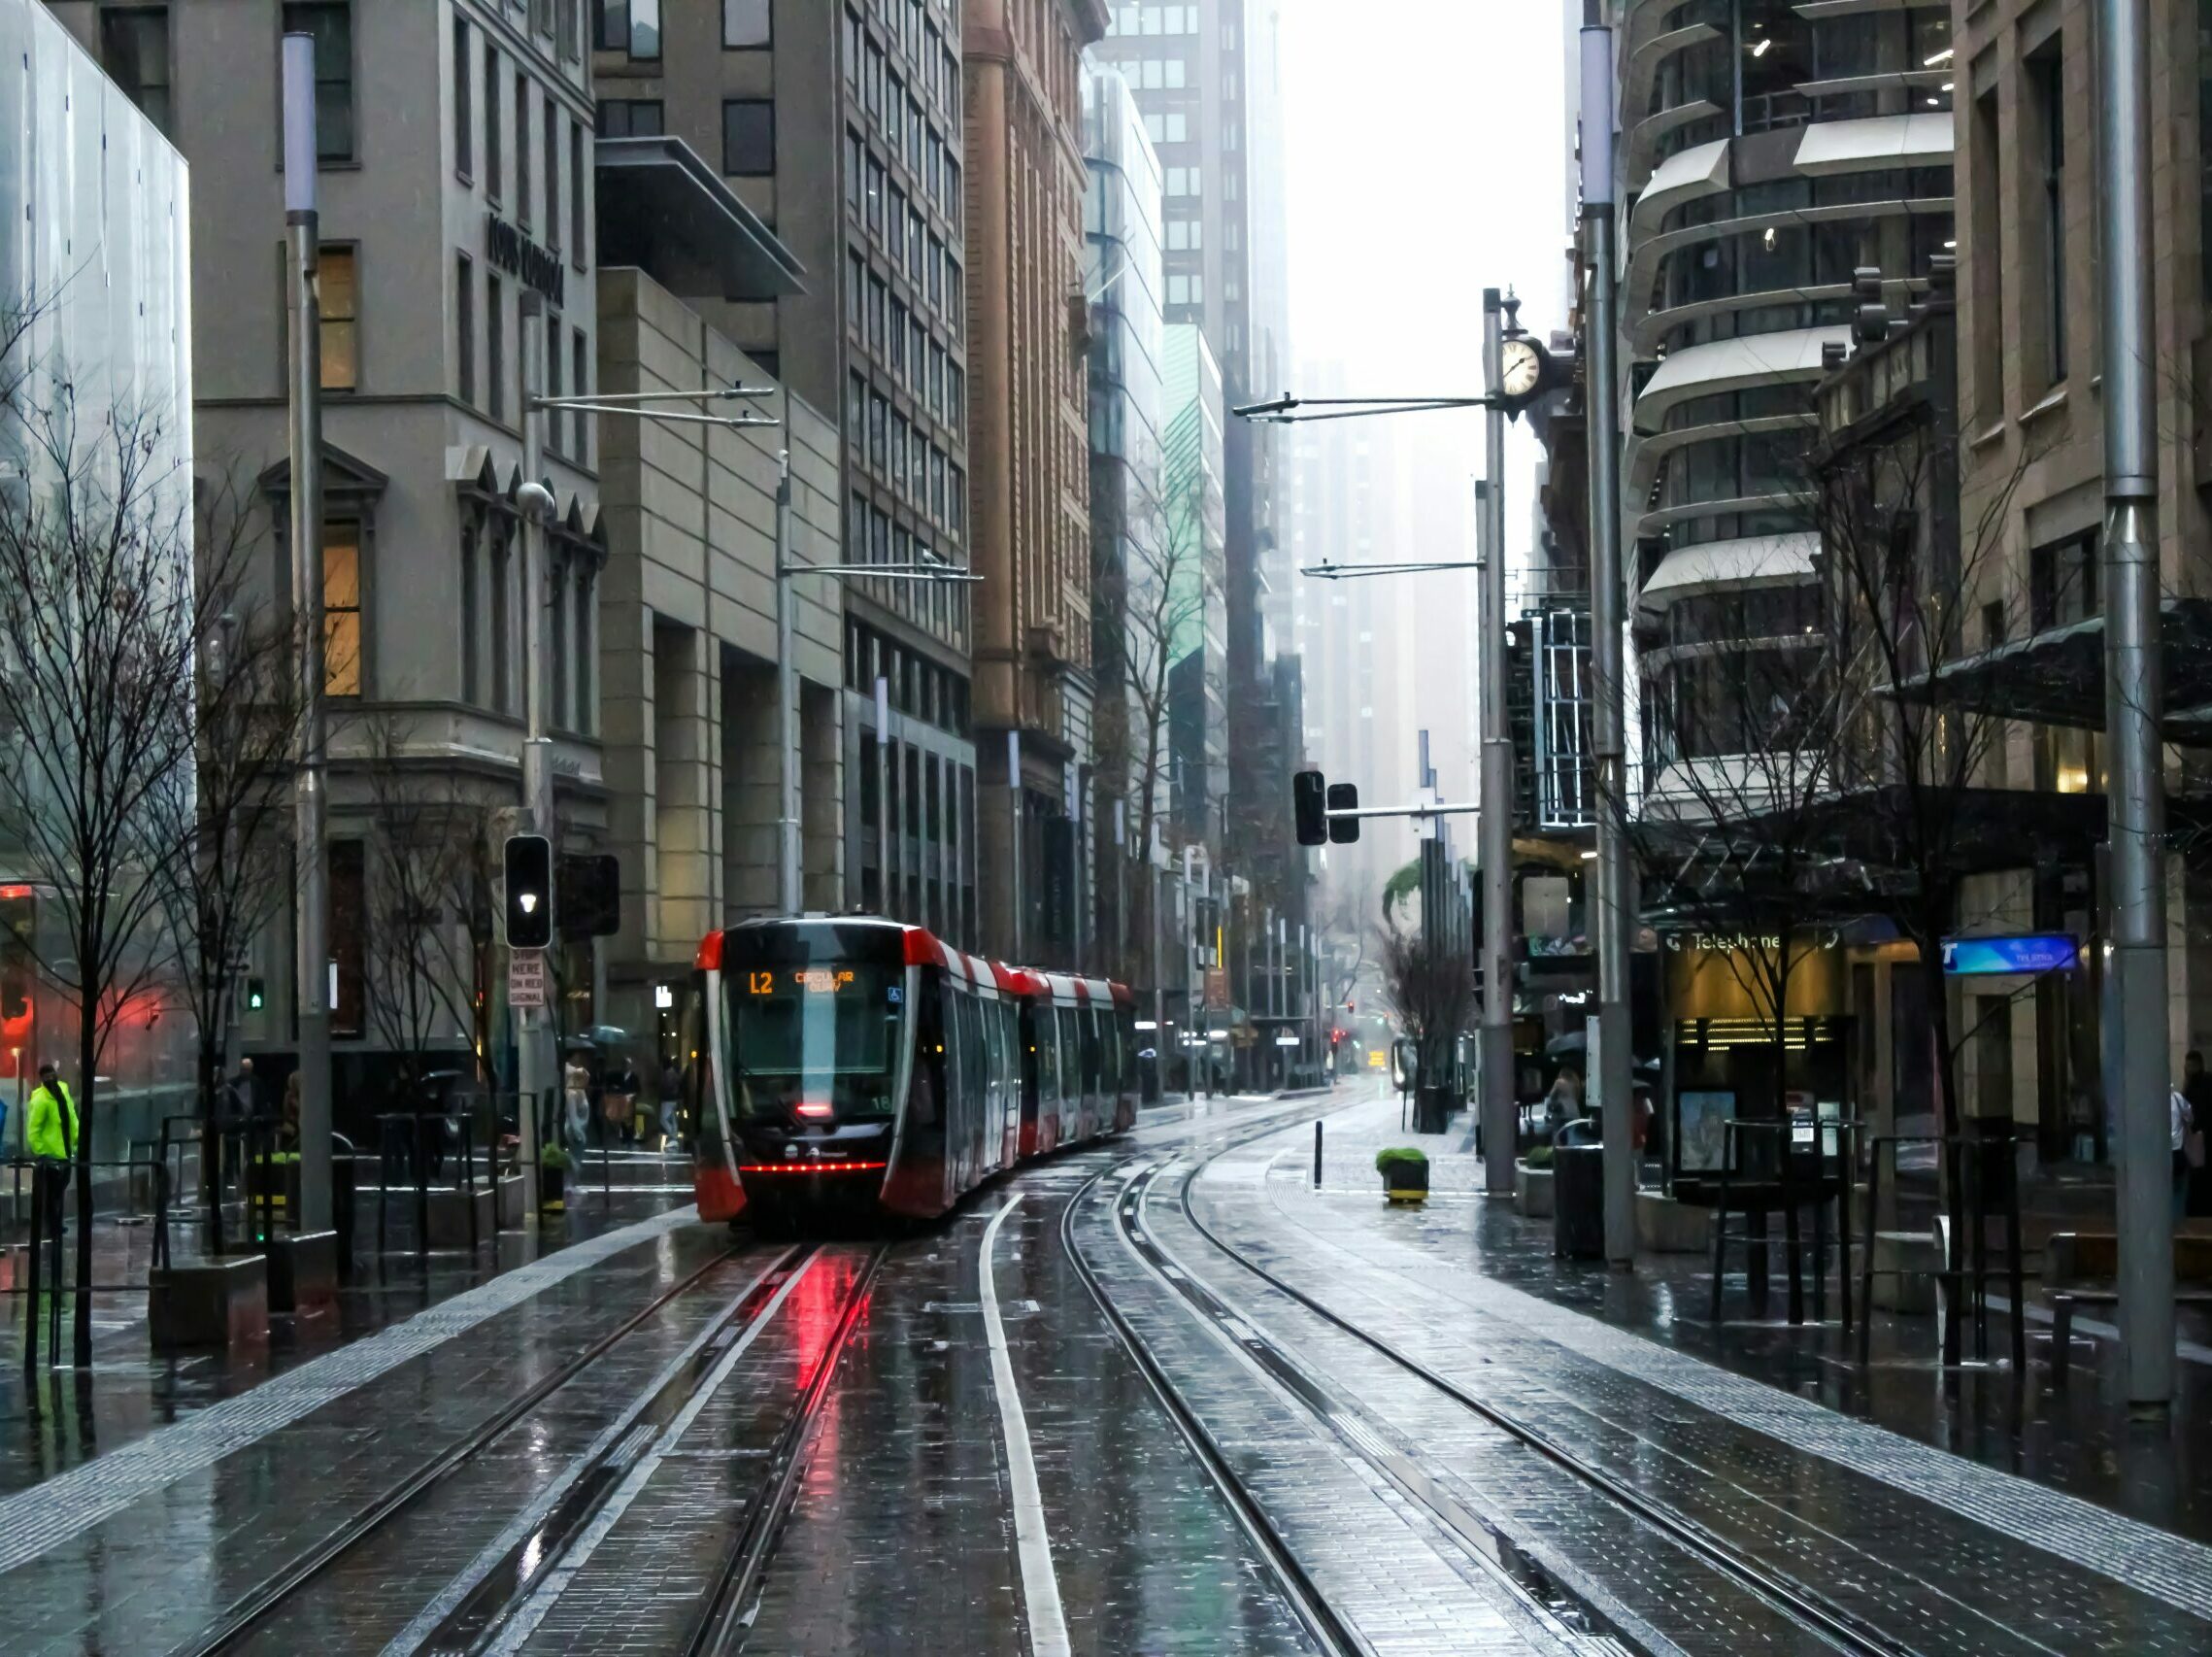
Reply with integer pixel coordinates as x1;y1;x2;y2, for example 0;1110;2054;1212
774;452;802;914
876;677;892;916
515;298;556;1220
1008;729;1025;959
1582;20;1636;1269
2097;0;2171;1407
282;34;332;1236
1476;311;1517;1195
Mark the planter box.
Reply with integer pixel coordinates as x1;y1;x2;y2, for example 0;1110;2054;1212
1380;1161;1430;1204
425;1183;494;1250
150;1254;268;1349
540;1168;569;1212
1514;1161;1555;1219
494;1171;524;1229
267;1231;339;1315
1635;1191;1711;1254
1871;1230;1942;1314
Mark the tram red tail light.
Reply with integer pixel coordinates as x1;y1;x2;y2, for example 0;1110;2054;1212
794;1100;834;1120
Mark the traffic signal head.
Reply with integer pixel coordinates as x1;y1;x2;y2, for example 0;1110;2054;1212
557;853;622;939
1292;770;1328;847
246;977;266;1012
1325;783;1360;844
503;834;555;949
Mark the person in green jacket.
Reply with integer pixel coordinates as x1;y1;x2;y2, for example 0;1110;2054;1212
25;1060;75;1246
25;1060;76;1162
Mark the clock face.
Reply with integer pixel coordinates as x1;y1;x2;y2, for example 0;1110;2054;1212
1500;339;1546;400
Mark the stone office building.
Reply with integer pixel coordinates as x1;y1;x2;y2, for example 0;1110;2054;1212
54;0;607;1105
592;0;980;946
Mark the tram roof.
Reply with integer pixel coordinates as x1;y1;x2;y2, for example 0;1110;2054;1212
696;917;1132;1006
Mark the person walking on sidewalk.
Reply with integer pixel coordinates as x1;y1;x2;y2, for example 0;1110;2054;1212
2184;1049;2212;1218
563;1054;592;1155
25;1060;76;1242
2176;1070;2204;1228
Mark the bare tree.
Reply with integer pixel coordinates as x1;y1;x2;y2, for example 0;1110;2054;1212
1626;588;1857;1319
145;472;306;1241
1375;917;1475;1116
1092;441;1216;989
0;325;203;1366
354;720;499;1100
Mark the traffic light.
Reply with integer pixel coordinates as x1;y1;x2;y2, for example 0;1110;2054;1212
1325;783;1360;844
504;834;555;949
557;853;622;939
246;977;266;1012
1292;770;1328;846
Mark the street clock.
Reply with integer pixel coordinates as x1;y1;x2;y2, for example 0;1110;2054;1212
1497;336;1554;409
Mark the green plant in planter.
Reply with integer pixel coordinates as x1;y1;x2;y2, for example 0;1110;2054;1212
541;1143;573;1171
1521;1144;1555;1170
1374;1146;1430;1204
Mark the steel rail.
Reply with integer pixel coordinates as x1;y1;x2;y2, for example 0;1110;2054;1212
177;1240;774;1657
1171;1156;1906;1657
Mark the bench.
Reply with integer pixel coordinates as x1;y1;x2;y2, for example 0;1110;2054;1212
2045;1231;2212;1286
2049;1288;2212;1383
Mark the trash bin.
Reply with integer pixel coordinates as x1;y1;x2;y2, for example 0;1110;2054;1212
1416;1084;1451;1134
1553;1142;1604;1260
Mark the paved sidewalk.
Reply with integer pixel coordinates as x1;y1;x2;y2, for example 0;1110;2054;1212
0;1204;731;1654
0;1155;696;1498
1195;1096;2212;1652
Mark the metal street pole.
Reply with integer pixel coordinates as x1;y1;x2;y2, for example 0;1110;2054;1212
1151;860;1165;1086
1582;22;1636;1268
2097;0;2172;1407
1008;729;1025;959
774;451;801;915
282;34;332;1236
515;298;555;1221
1475;331;1516;1194
875;676;892;915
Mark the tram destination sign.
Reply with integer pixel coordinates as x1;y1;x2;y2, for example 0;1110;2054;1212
1940;933;2079;976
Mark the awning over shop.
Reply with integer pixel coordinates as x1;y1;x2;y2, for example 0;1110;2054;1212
1902;597;2212;743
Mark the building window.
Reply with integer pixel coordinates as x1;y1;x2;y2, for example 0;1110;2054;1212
516;71;532;227
487;273;506;421
573;326;589;461
2028;47;2066;384
486;44;503;198
724;0;771;48
456;253;475;405
281;2;353;161
489;524;514;715
452;16;472;177
571;123;587;268
460;524;481;705
545;308;563;457
594;0;660;59
574;565;595;733
319;244;358;390
323;524;363;696
101;7;173;134
721;99;775;176
545;95;561;250
560;0;580;61
1969;86;2002;425
597;99;663;139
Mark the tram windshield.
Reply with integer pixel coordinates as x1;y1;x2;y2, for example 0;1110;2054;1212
725;964;905;1119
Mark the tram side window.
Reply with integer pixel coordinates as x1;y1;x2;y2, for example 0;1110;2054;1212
1098;1012;1120;1099
1035;1005;1060;1106
1081;1008;1102;1098
959;991;988;1122
1058;1008;1084;1102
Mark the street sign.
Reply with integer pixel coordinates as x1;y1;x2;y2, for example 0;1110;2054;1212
1940;934;2079;976
509;949;549;1008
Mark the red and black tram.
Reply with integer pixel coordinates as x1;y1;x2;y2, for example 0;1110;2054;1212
687;917;1138;1225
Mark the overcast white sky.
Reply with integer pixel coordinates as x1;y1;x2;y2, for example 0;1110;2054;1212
1277;0;1573;571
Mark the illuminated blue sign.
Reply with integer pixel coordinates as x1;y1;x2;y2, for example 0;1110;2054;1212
1941;934;2079;976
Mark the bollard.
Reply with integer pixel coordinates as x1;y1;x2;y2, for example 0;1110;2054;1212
1314;1121;1324;1188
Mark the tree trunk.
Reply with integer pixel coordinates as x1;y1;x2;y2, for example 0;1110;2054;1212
73;1006;95;1370
198;1036;224;1256
1917;930;1966;1367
